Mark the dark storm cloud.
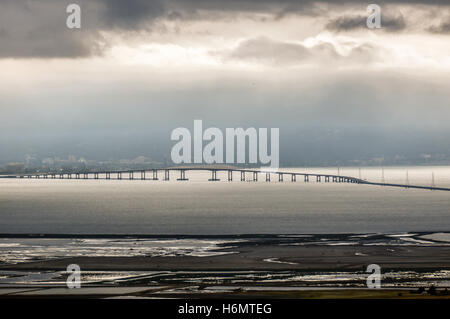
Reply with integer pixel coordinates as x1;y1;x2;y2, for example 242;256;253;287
0;0;448;58
0;0;168;58
101;0;166;29
326;12;407;32
0;0;104;58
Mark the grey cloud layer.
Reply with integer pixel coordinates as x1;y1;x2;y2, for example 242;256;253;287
224;37;378;66
326;12;407;32
0;0;166;58
0;0;448;58
0;0;103;58
428;19;450;33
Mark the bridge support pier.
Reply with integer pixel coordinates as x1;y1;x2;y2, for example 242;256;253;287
240;171;245;181
316;175;321;182
140;171;145;180
209;170;220;181
118;172;122;180
325;176;330;182
152;170;158;180
177;170;188;181
266;173;270;182
291;174;296;182
228;170;233;181
106;173;110;180
304;175;309;182
76;173;80;179
253;172;258;182
278;173;283;182
164;169;170;181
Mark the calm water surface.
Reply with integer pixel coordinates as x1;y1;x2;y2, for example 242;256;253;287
0;166;449;234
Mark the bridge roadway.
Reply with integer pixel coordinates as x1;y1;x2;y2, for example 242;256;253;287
1;167;449;192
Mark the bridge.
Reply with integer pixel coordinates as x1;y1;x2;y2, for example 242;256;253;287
1;167;449;192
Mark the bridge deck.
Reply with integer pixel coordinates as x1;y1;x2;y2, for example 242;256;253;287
1;168;449;192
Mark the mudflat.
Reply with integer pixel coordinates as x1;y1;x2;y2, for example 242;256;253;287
2;244;450;271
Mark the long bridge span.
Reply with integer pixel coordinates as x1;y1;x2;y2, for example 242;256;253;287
1;167;450;192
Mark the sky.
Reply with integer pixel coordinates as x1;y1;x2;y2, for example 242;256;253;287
0;0;450;166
